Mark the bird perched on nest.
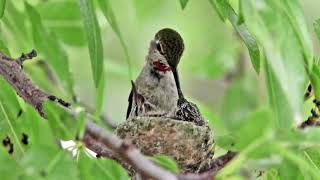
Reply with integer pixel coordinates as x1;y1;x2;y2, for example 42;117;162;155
126;28;206;126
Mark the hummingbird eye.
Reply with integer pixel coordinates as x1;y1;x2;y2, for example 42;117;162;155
156;41;164;55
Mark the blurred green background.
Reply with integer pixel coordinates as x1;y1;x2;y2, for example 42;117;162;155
2;0;320;179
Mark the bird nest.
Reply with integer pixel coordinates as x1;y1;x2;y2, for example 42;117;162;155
115;117;214;172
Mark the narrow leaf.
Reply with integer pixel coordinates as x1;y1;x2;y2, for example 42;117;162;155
221;76;258;131
0;0;5;18
264;61;293;128
226;3;260;73
150;155;180;174
44;102;77;140
309;63;320;100
0;147;22;179
37;1;86;46
209;0;260;73
314;19;320;43
97;0;132;79
79;0;104;88
21;145;79;179
282;0;313;71
237;0;244;25
95;70;105;116
209;0;228;21
241;0;307;128
25;3;74;96
0;78;25;156
0;101;24;155
235;108;272;150
272;143;320;179
2;1;31;51
0;38;9;55
179;0;189;9
78;150;129;180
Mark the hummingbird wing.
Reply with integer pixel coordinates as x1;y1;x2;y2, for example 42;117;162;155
126;80;138;119
126;89;133;120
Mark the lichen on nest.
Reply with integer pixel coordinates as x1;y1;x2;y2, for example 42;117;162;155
116;117;214;172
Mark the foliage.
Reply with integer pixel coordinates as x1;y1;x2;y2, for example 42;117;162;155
0;0;320;179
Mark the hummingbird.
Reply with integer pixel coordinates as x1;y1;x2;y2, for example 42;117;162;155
126;28;181;119
126;28;206;126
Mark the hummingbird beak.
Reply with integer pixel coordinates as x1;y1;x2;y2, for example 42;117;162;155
171;67;184;99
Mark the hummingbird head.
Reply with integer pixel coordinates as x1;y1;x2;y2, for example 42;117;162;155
154;28;184;68
148;28;184;72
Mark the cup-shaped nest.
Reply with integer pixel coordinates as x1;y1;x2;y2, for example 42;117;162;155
116;117;214;172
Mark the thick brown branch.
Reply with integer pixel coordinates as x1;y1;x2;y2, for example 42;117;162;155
0;51;49;116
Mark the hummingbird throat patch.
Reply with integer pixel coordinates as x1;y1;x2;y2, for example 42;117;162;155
153;60;171;73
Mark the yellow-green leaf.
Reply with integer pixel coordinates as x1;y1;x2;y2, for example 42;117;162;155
0;0;5;18
97;0;132;79
179;0;189;9
79;0;104;88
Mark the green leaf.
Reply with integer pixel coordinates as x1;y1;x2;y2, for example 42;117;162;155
214;134;235;150
314;19;320;44
2;1;32;51
21;145;79;179
21;106;57;148
150;155;180;174
195;101;227;135
278;160;304;180
272;143;320;179
241;0;307;128
79;0;104;88
75;107;86;139
44;102;77;140
25;3;74;96
282;0;313;71
37;1;86;46
0;78;25;156
303;148;320;171
237;0;244;25
264;61;293;128
0;37;9;55
0;0;5;18
97;0;132;79
217;136;268;178
0;146;22;179
234;108;272;150
220;75;258;131
209;0;228;21
179;0;189;9
210;0;260;73
309;63;320;100
226;4;260;73
78;150;129;180
95;70;105;117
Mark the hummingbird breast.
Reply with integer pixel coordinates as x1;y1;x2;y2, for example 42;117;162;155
135;63;179;114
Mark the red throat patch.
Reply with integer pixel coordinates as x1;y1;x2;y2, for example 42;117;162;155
153;60;171;73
